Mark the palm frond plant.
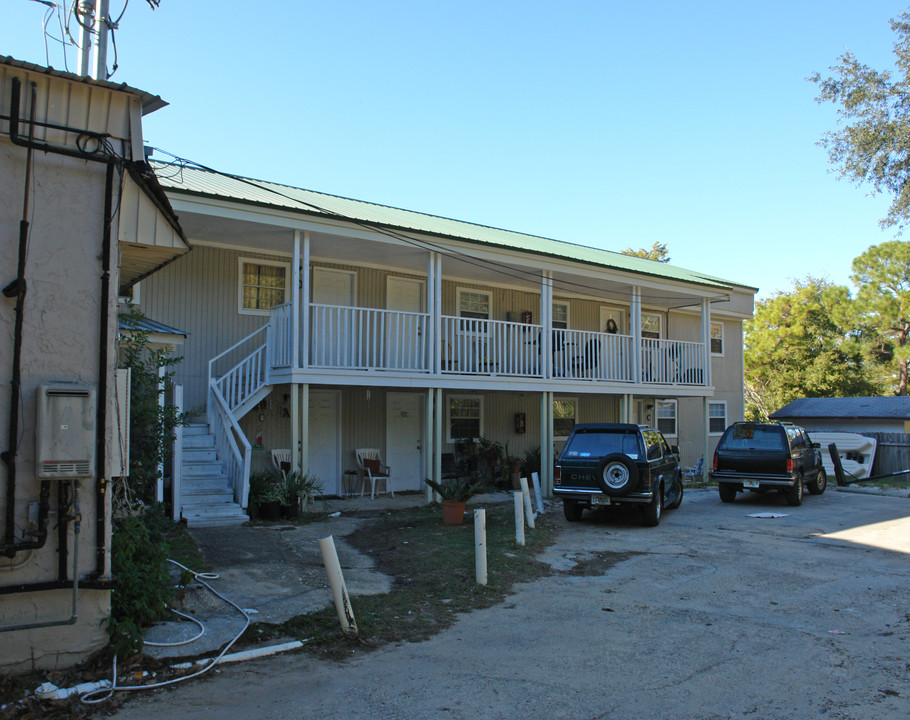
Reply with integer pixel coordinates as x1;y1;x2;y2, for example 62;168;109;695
285;470;329;512
425;476;486;502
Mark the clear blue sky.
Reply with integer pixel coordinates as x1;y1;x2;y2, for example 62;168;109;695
6;0;908;299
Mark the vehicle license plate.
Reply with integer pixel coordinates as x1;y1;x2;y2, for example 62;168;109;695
743;479;760;489
591;495;611;506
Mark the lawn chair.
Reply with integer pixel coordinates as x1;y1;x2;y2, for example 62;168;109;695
355;448;393;499
682;457;704;482
271;449;292;479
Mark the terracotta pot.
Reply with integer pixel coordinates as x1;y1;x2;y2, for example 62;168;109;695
442;499;467;525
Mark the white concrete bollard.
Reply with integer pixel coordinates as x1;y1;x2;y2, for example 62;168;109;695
519;477;535;529
318;535;358;637
531;471;545;514
474;508;487;585
513;491;525;546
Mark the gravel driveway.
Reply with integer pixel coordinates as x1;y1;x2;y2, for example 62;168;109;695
112;487;910;720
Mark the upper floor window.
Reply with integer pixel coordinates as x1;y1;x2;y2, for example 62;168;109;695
457;289;491;320
239;258;289;315
552;302;569;329
642;312;662;339
710;322;724;356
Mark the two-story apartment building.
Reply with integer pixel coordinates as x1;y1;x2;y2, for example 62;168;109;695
138;163;754;524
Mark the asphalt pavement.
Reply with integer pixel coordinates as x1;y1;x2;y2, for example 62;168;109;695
116;486;910;720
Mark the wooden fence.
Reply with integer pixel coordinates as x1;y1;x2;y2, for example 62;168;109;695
862;432;910;476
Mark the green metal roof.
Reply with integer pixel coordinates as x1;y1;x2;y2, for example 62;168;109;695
152;161;744;291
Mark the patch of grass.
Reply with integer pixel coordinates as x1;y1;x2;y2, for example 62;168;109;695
859;474;910;490
255;503;559;660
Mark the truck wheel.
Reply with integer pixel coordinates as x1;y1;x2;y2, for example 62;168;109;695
786;476;804;506
596;454;638;495
808;468;827;495
718;484;736;503
666;479;683;510
641;485;662;527
563;500;583;522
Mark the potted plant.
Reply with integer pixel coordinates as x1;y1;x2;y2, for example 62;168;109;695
425;477;486;525
284;470;328;515
250;469;284;521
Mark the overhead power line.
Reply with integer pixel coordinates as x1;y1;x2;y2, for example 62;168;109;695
148;148;732;307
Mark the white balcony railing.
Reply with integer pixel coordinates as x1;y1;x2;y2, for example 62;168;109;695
309;303;429;371
641;338;706;385
552;329;635;381
441;316;542;376
264;303;708;387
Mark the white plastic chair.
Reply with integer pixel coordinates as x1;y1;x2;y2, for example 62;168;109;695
682;456;704;482
271;449;292;479
355;448;393;499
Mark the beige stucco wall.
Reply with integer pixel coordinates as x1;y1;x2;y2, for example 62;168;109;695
0;143;119;672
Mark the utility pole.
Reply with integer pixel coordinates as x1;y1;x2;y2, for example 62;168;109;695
76;0;111;80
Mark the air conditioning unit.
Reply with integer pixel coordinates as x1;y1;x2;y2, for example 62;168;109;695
35;384;96;478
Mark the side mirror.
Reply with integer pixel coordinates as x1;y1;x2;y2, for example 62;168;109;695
811;442;820;449
671;445;680;455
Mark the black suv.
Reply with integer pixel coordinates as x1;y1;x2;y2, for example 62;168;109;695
554;423;683;527
711;422;827;506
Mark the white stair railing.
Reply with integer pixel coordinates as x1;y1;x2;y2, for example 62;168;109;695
209;382;252;508
206;326;269;509
207;326;269;419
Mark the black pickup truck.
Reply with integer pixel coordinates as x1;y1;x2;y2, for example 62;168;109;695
711;422;827;506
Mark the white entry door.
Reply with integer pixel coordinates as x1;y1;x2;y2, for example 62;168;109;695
312;268;356;366
386;392;424;492
308;390;341;495
387;277;425;370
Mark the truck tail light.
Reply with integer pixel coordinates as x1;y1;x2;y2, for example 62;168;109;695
554;466;561;486
713;453;718;471
786;457;793;474
639;466;651;489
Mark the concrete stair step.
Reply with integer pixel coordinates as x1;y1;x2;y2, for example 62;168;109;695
183;424;211;436
182;489;235;504
183;434;216;450
182;504;248;528
183;462;224;477
183;475;233;494
182;448;218;463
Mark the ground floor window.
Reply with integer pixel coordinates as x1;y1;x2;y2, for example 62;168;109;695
448;394;483;441
709;401;727;434
553;397;577;438
656;399;677;436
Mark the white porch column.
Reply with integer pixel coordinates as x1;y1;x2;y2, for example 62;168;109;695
292;231;301;370
540;271;552;379
301;231;311;370
427;252;436;374
540;390;553;496
432;388;443;501
434;255;443;375
299;383;310;473
701;297;712;387
291;384;300;470
702;396;710;481
425;390;435;500
631;287;642;385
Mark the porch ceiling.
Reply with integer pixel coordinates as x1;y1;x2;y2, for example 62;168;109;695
175;207;712;306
